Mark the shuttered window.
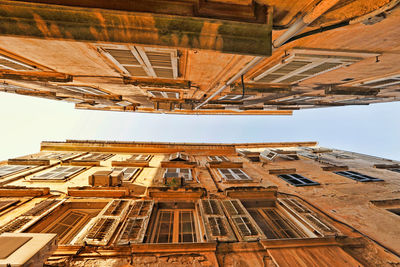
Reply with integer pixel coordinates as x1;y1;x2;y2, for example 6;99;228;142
31;166;84;181
0;54;37;71
334;171;383;182
260;149;277;161
198;199;236;242
169;152;189;161
60;85;109;96
279;198;337;236
35;152;76;160
0;165;33;178
164;168;193;181
0;199;63;234
150;209;198;243
357;74;400;89
128;154;151;161
208;156;229;162
148;90;180;99
102;46;178;79
277;174;320;186
218;94;252;101
80;153;114;161
221;199;264;241
248;208;306;239
45;211;88;243
218;168;252;182
254;49;374;84
388;168;400;173
113;167;140;181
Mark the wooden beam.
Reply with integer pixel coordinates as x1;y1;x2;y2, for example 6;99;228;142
123;77;191;89
0;70;72;82
0;0;272;56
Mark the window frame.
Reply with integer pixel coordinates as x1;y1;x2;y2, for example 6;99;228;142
218;168;253;182
277;173;320;187
334;170;383;182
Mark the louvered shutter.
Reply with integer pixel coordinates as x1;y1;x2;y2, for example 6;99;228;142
218;168;252;182
0;54;37;71
31;166;84;181
0;200;19;212
113;167;140;181
279;199;337;236
0;199;63;234
0;165;32;178
83;199;131;245
103;48;150;77
254;49;376;84
198;199;236;242
117;200;154;245
221;199;265;241
60;85;108;96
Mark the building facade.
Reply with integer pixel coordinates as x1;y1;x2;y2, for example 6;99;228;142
0;140;399;266
0;0;399;115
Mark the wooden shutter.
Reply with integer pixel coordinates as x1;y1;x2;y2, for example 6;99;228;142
60;85;109;96
83;217;120;245
0;54;37;71
22;200;62;216
254;49;377;84
117;200;154;245
81;153;114;161
279;198;337;236
198;199;236;242
128;154;150;161
103;47;150;77
221;199;265;241
356;74;400;89
100;199;131;217
113;167;140;181
0;217;32;234
260;149;278;161
0;165;32;178
83;199;131;245
31;166;84;181
164;168;192;181
137;47;178;79
0;200;19;212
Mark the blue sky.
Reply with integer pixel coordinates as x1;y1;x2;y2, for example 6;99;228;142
1;92;399;161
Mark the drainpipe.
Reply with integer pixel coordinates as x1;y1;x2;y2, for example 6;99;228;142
194;0;341;110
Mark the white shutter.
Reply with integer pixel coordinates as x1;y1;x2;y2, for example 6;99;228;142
254;49;378;84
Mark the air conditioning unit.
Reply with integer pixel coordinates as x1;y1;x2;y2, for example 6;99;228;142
0;233;57;267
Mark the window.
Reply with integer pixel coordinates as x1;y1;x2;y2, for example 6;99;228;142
59;85;109;96
79;153;114;161
277;174;320;186
101;45;178;78
0;199;19;212
221;199;264;241
112;167;140;181
208;156;229;162
333;97;381;104
148;90;179;99
35;152;76;160
357;74;400;89
253;49;377;84
128;154;151;161
275;95;323;103
0;54;37;71
164;168;193;181
218;168;252;182
334;171;383;182
31;166;85;181
0;199;63;234
0;165;34;178
150;209;199;243
247;208;306;239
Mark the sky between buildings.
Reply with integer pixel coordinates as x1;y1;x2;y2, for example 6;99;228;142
1;91;400;161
